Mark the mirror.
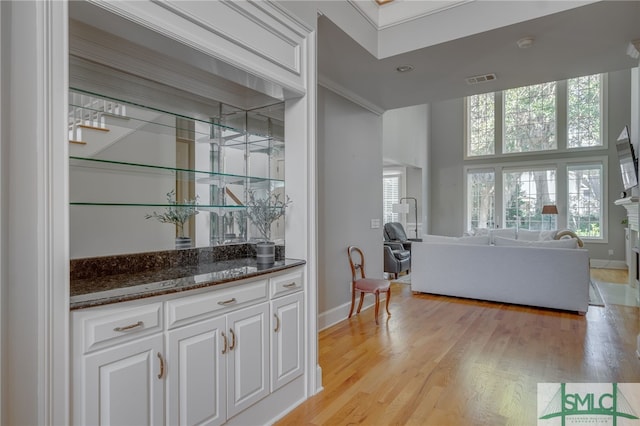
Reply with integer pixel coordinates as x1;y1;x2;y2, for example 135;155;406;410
69;89;285;258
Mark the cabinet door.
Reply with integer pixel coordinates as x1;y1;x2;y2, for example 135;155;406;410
84;334;164;426
271;292;304;391
226;302;269;418
167;316;227;426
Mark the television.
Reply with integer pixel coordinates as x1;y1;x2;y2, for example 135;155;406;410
616;125;638;191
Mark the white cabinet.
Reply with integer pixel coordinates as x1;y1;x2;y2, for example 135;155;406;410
226;303;270;418
72;267;304;426
166;316;227;426
72;303;165;425
271;291;304;391
166;302;269;426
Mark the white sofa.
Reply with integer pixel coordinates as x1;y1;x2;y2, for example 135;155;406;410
411;235;590;314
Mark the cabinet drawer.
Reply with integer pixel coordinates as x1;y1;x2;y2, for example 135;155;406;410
270;269;304;298
78;303;163;354
166;280;268;329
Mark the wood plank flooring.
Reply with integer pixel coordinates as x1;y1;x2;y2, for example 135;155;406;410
278;273;640;426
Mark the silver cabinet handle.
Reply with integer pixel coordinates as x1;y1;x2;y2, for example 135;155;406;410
218;298;237;306
221;331;228;355
283;282;297;288
113;321;143;332
157;352;165;379
229;328;236;351
274;313;280;332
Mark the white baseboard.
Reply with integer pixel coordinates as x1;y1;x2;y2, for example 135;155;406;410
318;294;387;331
590;259;628;269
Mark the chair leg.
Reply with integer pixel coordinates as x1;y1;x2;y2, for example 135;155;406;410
385;287;391;316
374;292;380;325
348;289;356;318
356;292;365;313
394;272;398;279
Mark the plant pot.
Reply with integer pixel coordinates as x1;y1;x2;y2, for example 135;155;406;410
175;237;192;249
255;241;275;265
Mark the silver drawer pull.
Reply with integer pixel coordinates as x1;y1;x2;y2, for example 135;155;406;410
283;282;298;288
113;321;144;332
218;298;237;306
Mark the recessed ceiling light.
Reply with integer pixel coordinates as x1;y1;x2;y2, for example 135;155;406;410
396;64;414;73
517;36;535;49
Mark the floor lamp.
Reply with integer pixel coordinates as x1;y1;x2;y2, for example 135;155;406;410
393;197;418;239
542;205;558;230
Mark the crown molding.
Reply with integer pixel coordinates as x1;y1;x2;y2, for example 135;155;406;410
318;74;384;115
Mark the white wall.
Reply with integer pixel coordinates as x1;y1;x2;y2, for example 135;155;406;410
428;70;632;262
317;86;382;328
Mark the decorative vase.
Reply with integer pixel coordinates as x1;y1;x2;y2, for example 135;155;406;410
175;237;192;249
255;241;275;265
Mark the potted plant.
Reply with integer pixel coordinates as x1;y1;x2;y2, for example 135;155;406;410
246;190;291;264
145;189;199;249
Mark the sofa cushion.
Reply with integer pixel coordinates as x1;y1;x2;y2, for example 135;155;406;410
490;228;516;244
494;236;578;249
422;235;490;245
517;229;558;241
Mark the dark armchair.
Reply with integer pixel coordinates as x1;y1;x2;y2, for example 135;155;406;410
383;222;422;251
383;241;411;279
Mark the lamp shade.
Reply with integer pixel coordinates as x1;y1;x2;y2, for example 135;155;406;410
392;203;410;214
542;205;558;215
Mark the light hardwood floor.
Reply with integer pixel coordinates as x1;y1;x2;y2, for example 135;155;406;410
278;273;640;426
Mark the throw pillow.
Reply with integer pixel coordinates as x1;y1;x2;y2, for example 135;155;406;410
494;236;578;249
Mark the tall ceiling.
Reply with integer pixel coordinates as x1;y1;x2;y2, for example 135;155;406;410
318;0;640;111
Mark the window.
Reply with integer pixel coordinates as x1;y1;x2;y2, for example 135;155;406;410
567;164;603;237
383;174;400;224
467;170;495;229
503;82;557;153
465;74;603;156
467;93;495;157
503;167;556;231
567;74;602;148
465;158;605;240
464;73;607;240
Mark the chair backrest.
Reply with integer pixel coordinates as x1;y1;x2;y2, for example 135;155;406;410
347;246;367;281
384;222;408;242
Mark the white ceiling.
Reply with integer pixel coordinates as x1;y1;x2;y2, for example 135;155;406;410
349;0;472;29
318;1;640;111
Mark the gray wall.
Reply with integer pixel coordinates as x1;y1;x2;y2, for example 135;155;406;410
317;86;383;316
429;70;632;261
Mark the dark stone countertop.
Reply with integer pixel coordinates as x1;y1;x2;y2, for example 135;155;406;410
70;257;306;310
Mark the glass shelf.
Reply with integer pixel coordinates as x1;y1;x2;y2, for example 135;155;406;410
70;156;284;186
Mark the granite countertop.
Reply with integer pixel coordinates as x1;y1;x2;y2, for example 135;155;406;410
70;257;306;310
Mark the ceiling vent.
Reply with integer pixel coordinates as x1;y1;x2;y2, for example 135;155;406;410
465;73;497;85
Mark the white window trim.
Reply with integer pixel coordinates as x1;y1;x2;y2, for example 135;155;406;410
464;74;608;160
464;155;608;243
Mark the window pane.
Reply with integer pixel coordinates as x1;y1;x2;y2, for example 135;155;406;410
383;175;400;224
467;170;495;230
503;168;556;230
467;93;495;157
567;74;602;148
567;164;602;238
503;82;557;153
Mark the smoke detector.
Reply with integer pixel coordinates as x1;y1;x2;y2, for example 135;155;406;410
465;73;497;85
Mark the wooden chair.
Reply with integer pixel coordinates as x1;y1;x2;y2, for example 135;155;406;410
347;246;391;325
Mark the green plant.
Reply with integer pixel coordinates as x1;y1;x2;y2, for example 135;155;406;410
145;190;199;238
246;190;291;241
